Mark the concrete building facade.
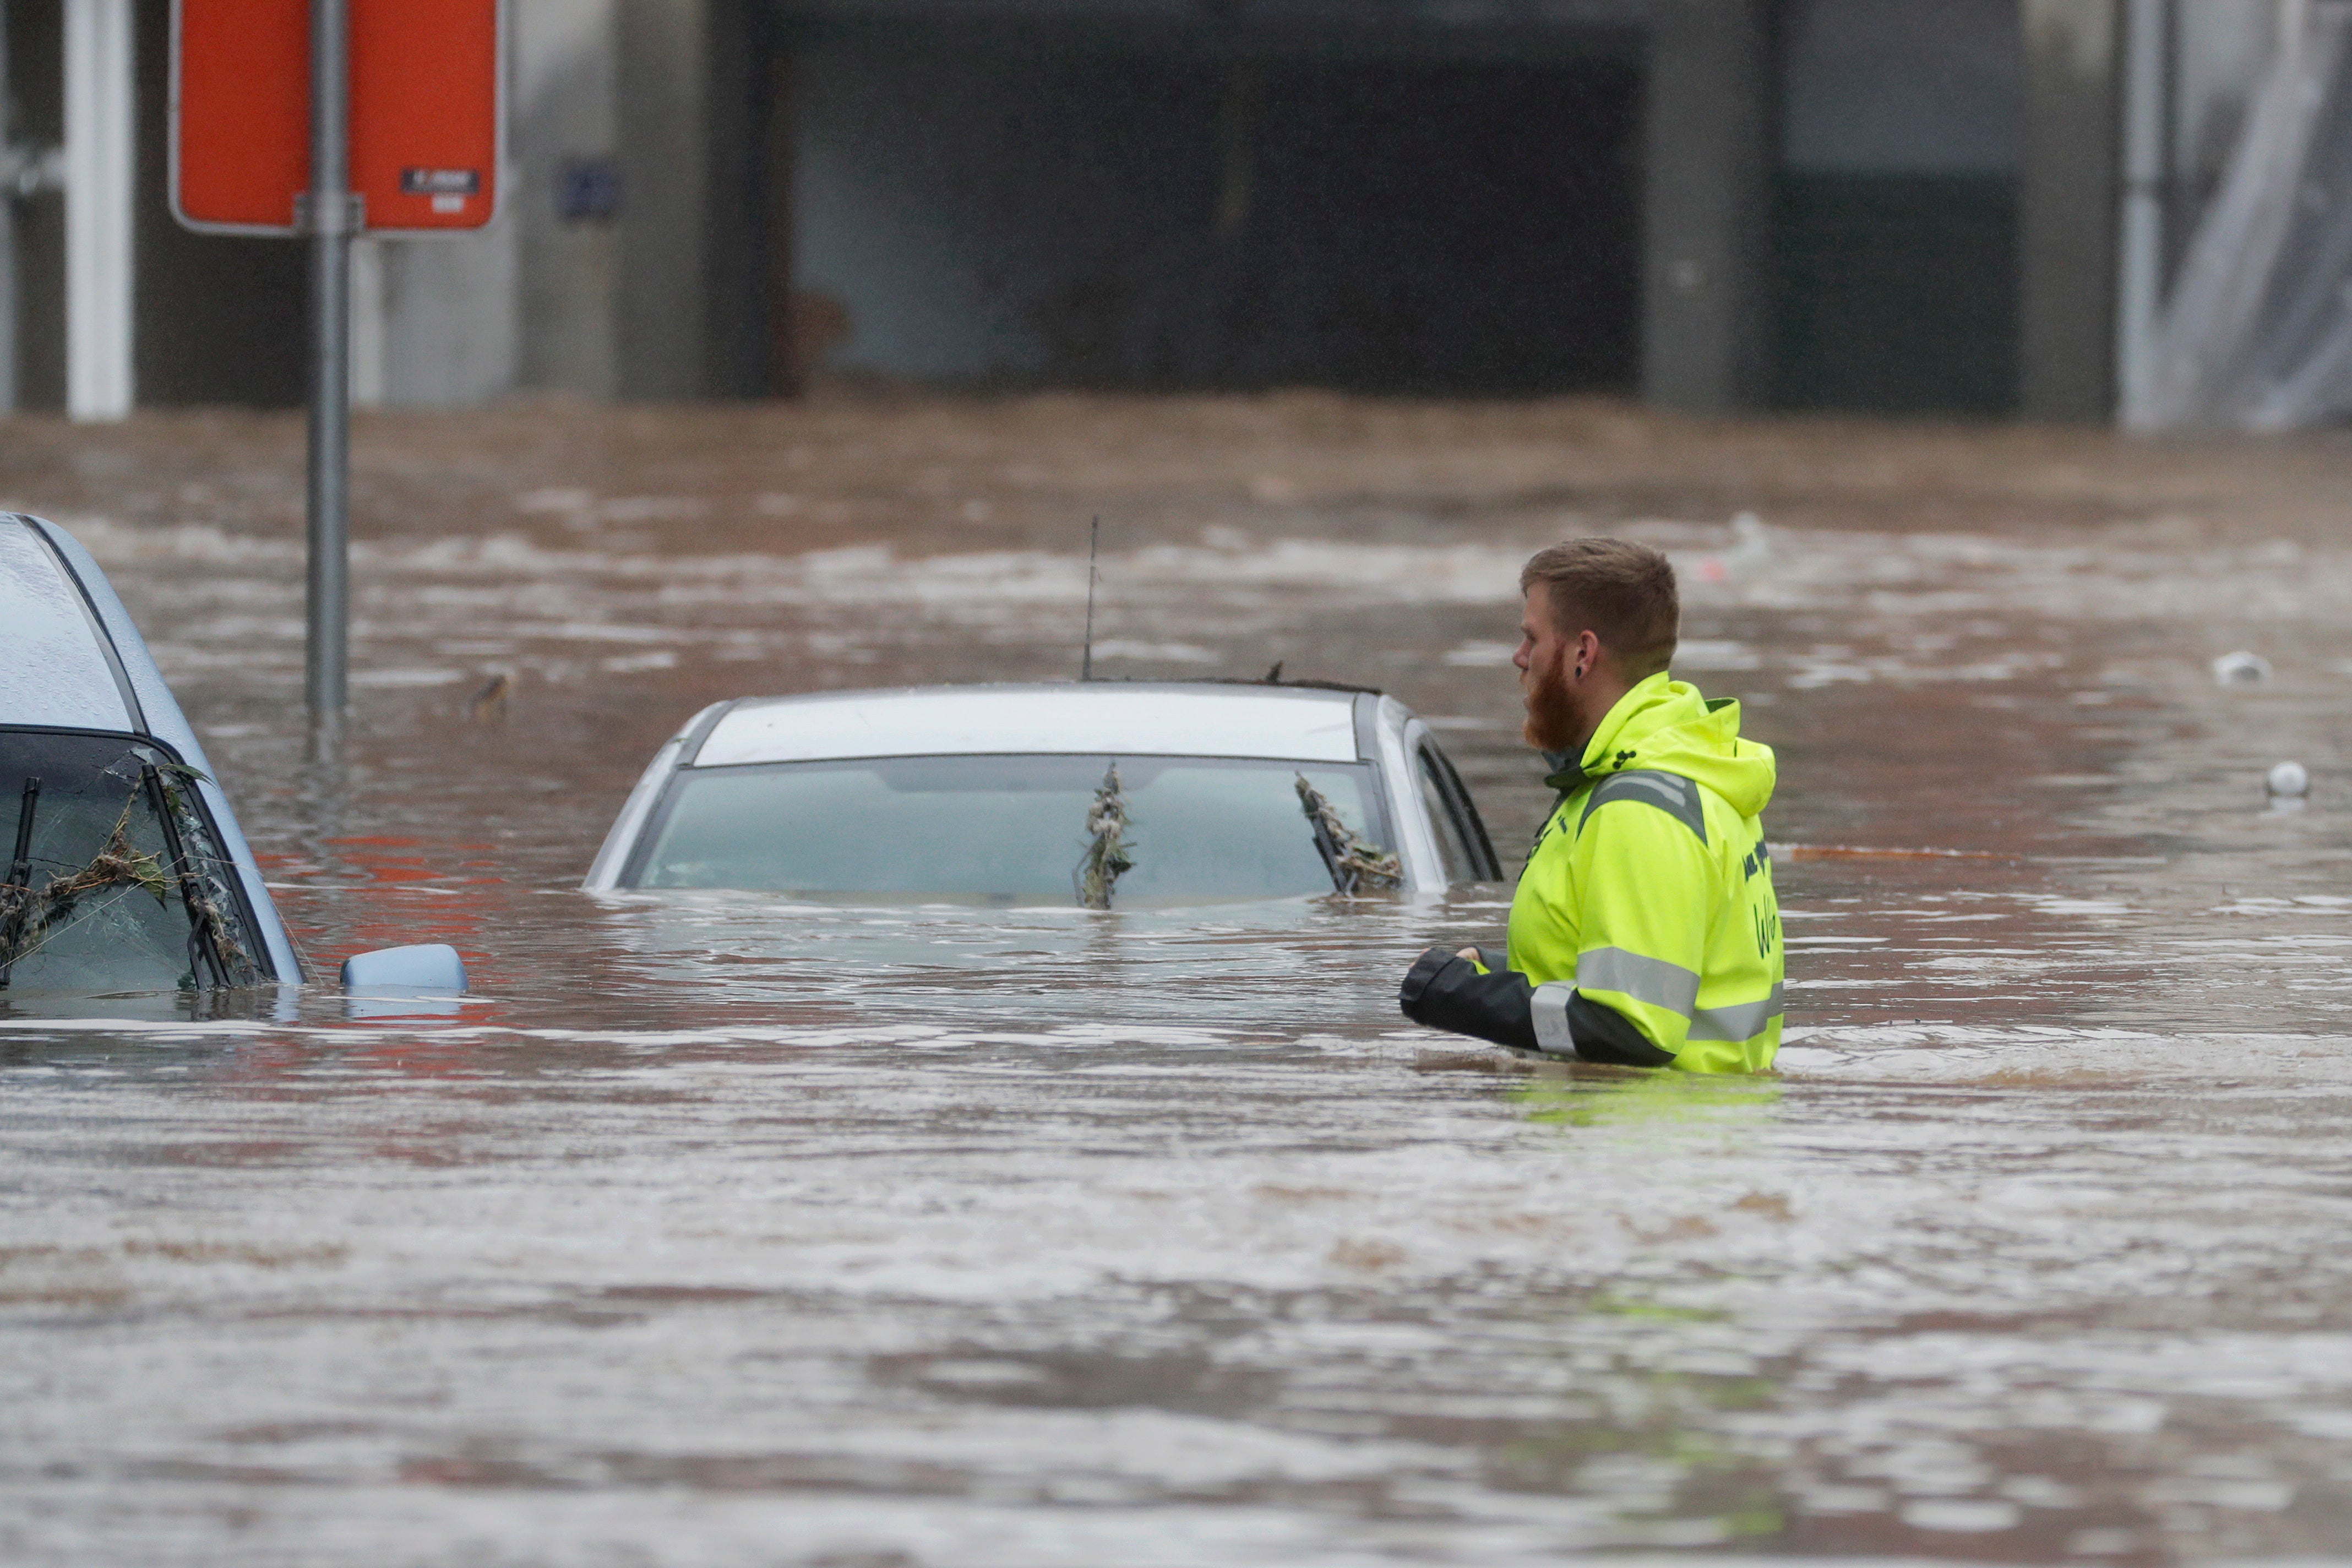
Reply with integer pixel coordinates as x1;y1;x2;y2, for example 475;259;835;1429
0;0;2295;421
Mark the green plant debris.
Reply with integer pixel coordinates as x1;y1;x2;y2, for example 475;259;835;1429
1074;764;1135;910
0;797;171;974
1581;1294;1730;1325
1294;774;1402;891
139;762;255;987
0;769;257;989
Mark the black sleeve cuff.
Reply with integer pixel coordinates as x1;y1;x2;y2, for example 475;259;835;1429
1563;992;1678;1067
1398;949;1678;1066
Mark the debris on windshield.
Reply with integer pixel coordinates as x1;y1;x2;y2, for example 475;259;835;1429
0;759;258;991
1295;774;1402;893
0;794;172;986
1075;764;1135;909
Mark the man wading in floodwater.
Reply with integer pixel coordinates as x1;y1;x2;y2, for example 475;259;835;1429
1399;538;1783;1073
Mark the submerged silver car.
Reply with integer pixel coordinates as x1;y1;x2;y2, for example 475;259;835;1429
1;512;461;999
585;682;1502;906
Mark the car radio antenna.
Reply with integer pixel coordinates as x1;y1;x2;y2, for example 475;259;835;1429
1080;515;1101;682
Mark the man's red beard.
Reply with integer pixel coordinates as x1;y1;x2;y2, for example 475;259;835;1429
1521;652;1582;753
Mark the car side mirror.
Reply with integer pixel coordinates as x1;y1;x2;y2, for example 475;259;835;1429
341;943;468;994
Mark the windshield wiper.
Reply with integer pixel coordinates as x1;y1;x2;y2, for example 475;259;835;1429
143;765;231;989
0;777;39;989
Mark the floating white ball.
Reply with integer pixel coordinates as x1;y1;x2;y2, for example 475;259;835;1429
2214;651;2273;687
2267;760;2310;798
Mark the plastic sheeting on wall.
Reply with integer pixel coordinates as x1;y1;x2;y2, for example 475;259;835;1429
2131;1;2352;429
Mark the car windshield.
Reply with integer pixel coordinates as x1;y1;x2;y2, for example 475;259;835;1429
0;729;266;994
629;753;1393;905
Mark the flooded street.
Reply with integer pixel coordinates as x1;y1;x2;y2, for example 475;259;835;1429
4;393;2352;1564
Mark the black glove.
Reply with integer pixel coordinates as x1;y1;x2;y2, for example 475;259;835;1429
1398;947;1539;1051
1398;947;1675;1067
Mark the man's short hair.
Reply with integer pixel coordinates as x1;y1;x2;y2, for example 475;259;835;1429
1520;538;1679;679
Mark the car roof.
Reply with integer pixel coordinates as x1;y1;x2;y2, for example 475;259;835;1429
693;682;1373;767
0;513;141;732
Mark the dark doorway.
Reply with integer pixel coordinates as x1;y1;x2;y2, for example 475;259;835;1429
1772;173;2019;415
790;33;1640;395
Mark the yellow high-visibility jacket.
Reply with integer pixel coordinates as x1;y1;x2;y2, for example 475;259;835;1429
1401;672;1783;1074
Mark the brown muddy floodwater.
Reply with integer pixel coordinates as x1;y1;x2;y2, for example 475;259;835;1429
3;394;2351;1566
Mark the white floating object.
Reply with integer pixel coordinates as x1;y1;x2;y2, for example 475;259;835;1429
342;943;468;994
2267;760;2310;798
1694;512;1770;584
2213;651;2272;687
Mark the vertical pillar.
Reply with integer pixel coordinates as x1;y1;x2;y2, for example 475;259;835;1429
616;0;763;399
1641;0;1774;415
764;46;798;395
616;0;711;398
64;0;133;422
702;0;763;396
2022;0;2122;421
2115;0;2169;427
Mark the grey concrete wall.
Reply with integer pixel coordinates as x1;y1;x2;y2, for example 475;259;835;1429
375;229;522;407
517;0;623;398
1640;0;1774;414
2019;0;2120;421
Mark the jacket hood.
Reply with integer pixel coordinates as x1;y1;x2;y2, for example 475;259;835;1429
1544;672;1776;818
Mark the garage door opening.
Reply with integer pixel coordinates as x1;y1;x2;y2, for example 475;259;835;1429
788;34;1640;395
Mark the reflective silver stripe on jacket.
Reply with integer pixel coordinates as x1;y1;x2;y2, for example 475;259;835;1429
1531;981;1577;1054
1578;769;1708;844
1574;946;1700;1017
1685;984;1784;1043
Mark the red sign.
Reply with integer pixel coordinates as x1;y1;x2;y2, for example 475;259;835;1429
172;0;502;234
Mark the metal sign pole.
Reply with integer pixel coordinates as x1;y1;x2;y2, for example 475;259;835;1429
304;0;352;752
